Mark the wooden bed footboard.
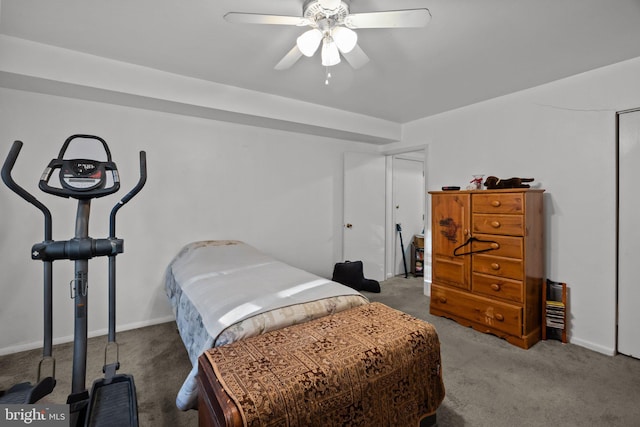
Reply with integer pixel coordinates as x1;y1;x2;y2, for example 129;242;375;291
197;356;242;427
196;359;438;427
196;303;444;427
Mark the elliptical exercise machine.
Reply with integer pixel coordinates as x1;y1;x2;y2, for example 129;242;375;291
1;135;146;426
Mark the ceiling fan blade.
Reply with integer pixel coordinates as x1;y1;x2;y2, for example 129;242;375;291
344;9;431;29
274;45;304;70
342;44;369;69
224;12;309;26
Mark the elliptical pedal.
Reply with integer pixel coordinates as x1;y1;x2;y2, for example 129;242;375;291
0;383;33;404
85;375;138;427
0;377;56;404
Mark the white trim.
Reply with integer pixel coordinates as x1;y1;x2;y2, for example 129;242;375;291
424;279;432;297
385;156;394;278
569;336;615;356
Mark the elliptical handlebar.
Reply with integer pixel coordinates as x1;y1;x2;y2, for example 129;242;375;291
110;151;147;239
1;141;53;241
2;140;56;396
2;141;148;251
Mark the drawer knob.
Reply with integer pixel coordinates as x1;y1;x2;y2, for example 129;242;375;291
439;297;447;304
490;242;500;249
495;313;505;321
491;200;501;207
491;263;500;270
490;283;501;291
491;221;501;228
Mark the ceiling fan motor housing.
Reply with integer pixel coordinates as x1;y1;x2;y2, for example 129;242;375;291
303;0;350;26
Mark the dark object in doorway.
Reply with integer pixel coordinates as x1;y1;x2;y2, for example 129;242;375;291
332;261;381;293
484;176;534;189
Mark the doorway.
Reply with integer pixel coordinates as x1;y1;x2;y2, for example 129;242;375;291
391;154;425;277
383;146;428;286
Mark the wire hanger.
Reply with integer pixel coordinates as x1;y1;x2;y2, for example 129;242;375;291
453;236;499;256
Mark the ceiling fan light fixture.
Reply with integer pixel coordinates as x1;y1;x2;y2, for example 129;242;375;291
296;29;323;57
332;26;357;53
321;37;341;66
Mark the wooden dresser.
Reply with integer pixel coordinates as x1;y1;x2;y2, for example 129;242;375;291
428;189;544;349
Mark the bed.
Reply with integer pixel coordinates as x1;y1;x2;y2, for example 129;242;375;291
166;240;445;425
165;240;369;410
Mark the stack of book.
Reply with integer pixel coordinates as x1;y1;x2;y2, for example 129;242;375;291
545;300;565;330
543;280;567;343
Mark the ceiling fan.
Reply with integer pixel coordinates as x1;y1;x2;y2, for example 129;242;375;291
224;0;431;71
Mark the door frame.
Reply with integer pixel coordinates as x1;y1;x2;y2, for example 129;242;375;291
616;107;640;357
390;155;426;276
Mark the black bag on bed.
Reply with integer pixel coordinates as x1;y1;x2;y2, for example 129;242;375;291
332;260;381;293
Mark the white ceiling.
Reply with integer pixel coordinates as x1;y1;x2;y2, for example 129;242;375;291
2;0;640;124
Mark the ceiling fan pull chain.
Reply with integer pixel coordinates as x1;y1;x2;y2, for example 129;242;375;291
325;67;332;85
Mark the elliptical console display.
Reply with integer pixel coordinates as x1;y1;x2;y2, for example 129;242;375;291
40;134;120;199
1;134;146;427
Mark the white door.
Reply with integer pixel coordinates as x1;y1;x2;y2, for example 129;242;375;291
392;156;425;276
343;152;386;281
618;109;640;358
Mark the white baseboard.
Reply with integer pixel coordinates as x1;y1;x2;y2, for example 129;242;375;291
424;279;431;297
564;336;615;356
0;315;176;356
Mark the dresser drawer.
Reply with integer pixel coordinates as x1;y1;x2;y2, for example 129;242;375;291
472;273;523;303
471;234;523;259
473;193;524;214
473;254;523;280
473;214;524;236
431;285;522;336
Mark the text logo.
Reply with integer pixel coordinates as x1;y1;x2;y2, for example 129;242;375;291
1;405;68;426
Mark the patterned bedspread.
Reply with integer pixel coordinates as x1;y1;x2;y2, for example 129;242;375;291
165;240;369;410
203;302;445;426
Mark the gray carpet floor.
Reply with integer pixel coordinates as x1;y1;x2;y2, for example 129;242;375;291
2;275;639;426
